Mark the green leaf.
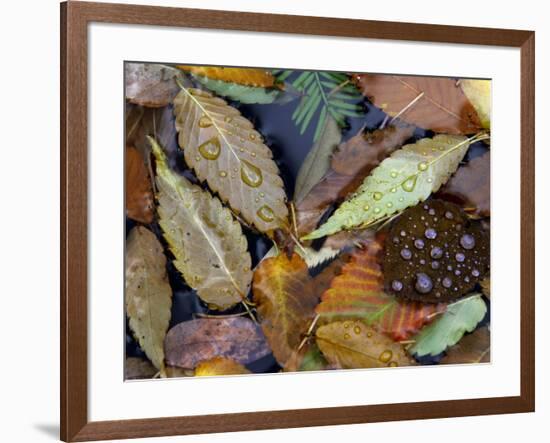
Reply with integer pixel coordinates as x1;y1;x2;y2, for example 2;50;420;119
193;75;281;104
303;134;480;240
409;294;487;357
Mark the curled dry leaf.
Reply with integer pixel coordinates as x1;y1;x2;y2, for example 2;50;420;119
125;226;172;371
353;74;482;134
437;151;490;217
440;326;490;365
125;357;157;380
460;79;491;129
194;357;251;376
125;146;154;224
173;87;288;235
296;125;414;236
316;320;414;369
316;240;445;340
152;137;252;310
125;63;185;108
409;294;487;357
164;317;270;369
252;253;318;367
303;134;478;240
177;65;277;88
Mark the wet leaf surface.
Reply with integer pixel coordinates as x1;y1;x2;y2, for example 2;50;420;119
125;146;154;224
440;326;490;364
125;63;185;108
178;66;277;88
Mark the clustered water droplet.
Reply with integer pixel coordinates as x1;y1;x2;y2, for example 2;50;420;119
415;273;433;293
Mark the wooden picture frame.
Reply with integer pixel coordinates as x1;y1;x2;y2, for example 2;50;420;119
61;1;535;441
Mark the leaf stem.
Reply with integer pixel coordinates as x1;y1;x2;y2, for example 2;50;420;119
298;314;320;351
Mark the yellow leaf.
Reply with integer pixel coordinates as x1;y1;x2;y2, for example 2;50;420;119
125;226;172;372
460;79;491;129
316;320;414;369
173;87;288;235
151;137;252;310
177;65;276;88
195;357;251;376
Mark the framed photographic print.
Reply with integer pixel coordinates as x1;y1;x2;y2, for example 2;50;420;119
61;1;535;441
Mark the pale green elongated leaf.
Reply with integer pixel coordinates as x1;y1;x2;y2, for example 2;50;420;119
262;244;339;269
409;294;487;357
294;116;341;203
192;75;281;104
150;137;252;310
303;134;480;240
173;86;288;235
125;226;172;372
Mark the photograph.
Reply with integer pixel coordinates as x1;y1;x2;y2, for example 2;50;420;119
124;63;492;379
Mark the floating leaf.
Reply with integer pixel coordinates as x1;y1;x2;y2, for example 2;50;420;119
253;253;318;367
440;326;490;364
178;65;276;87
192;75;281;104
125;357;157;380
195;357;251;376
354;74;482;134
294;116;341;203
316;320;414;369
438;151;490;217
460;79;491;129
125;146;154;224
409;294;487;357
303;134;479;240
125;63;186;107
316;241;445;340
296;125;414;236
280;71;364;142
173;87;288;234
125;226;172;371
151;137;252;310
164;318;270;368
384;200;490;303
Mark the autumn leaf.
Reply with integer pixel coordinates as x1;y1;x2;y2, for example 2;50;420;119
125;357;157;380
316;241;445;340
440;326;490;364
151;136;252;310
303;134;483;240
195;357;251;376
409;294;487;357
253;253;318;367
353;74;482;134
178;65;277;88
437;151;490;217
296;125;415;236
125;146;154;224
164;318;270;369
316;320;414;369
173;87;289;235
460;79;491;129
125;63;186;108
285;342;330;372
480;277;490;298
294;116;341;204
125;226;172;372
191;76;283;104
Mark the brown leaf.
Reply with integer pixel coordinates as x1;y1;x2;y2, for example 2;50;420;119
316;320;415;369
252;253;318;367
164;318;270;369
285;342;330;372
353;74;482;134
125;227;173;371
296;125;414;236
177;65;277;88
126;146;154;224
194;357;251;376
125;357;157;380
164;366;193;378
125;63;185;108
480;277;490;299
440;326;490;364
437;151;490;217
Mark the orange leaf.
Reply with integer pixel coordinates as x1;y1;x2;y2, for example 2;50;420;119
178;65;276;88
194;357;251;376
125;146;154;224
316;240;445;341
252;253;318;367
353;74;482;134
